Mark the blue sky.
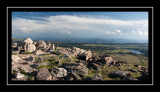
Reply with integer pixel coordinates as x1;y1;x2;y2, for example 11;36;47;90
12;12;148;40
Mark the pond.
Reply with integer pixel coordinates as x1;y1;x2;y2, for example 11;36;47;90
131;50;143;54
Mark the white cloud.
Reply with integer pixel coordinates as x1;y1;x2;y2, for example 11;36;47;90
131;29;148;36
105;29;123;35
12;15;148;39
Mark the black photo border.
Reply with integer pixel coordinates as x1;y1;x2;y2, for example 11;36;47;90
7;7;154;86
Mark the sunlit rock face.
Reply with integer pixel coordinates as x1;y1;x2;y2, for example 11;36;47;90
22;38;36;52
35;40;47;50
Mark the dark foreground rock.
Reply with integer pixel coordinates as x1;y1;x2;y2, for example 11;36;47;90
36;68;52;80
60;63;88;76
85;74;103;81
87;63;102;70
51;68;67;78
109;71;132;80
66;71;82;80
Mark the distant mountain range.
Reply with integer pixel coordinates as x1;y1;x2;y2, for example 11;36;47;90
12;37;148;43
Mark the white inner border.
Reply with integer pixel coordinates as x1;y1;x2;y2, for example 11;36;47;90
7;7;154;86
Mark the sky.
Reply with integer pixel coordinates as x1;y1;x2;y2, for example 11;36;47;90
12;12;148;40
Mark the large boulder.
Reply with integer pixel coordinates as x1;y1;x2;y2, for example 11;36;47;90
49;44;55;51
85;50;92;61
51;68;67;78
104;56;114;66
36;68;52;80
35;40;47;50
12;55;21;62
88;63;102;70
46;43;51;51
85;74;103;81
91;74;103;80
74;47;92;61
16;72;25;79
66;71;82;80
60;63;88;76
22;38;36;52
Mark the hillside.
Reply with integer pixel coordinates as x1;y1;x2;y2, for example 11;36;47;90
11;38;148;81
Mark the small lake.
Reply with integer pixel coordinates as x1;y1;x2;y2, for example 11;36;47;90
131;50;142;54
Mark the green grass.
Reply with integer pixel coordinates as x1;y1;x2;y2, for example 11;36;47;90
83;63;142;80
12;53;18;55
19;70;36;81
22;52;33;54
36;65;52;69
42;53;51;55
20;70;28;75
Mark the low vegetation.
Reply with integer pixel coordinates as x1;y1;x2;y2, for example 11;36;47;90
12;38;148;81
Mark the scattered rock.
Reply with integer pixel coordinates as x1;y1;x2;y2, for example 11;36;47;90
91;74;103;80
138;66;148;72
60;63;88;76
49;44;55;51
12;55;21;62
109;71;131;79
76;60;88;66
85;50;92;61
36;68;52;80
84;74;103;81
88;63;101;70
51;68;67;78
114;62;121;67
66;71;82;80
16;72;25;79
104;56;114;66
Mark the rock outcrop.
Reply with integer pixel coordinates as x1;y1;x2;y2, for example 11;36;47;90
36;68;52;80
35;40;47;50
49;44;55;51
57;47;93;61
12;55;21;62
16;72;25;79
91;74;103;80
85;74;103;81
66;71;82;80
88;63;102;70
60;63;88;76
21;38;36;52
51;68;67;78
